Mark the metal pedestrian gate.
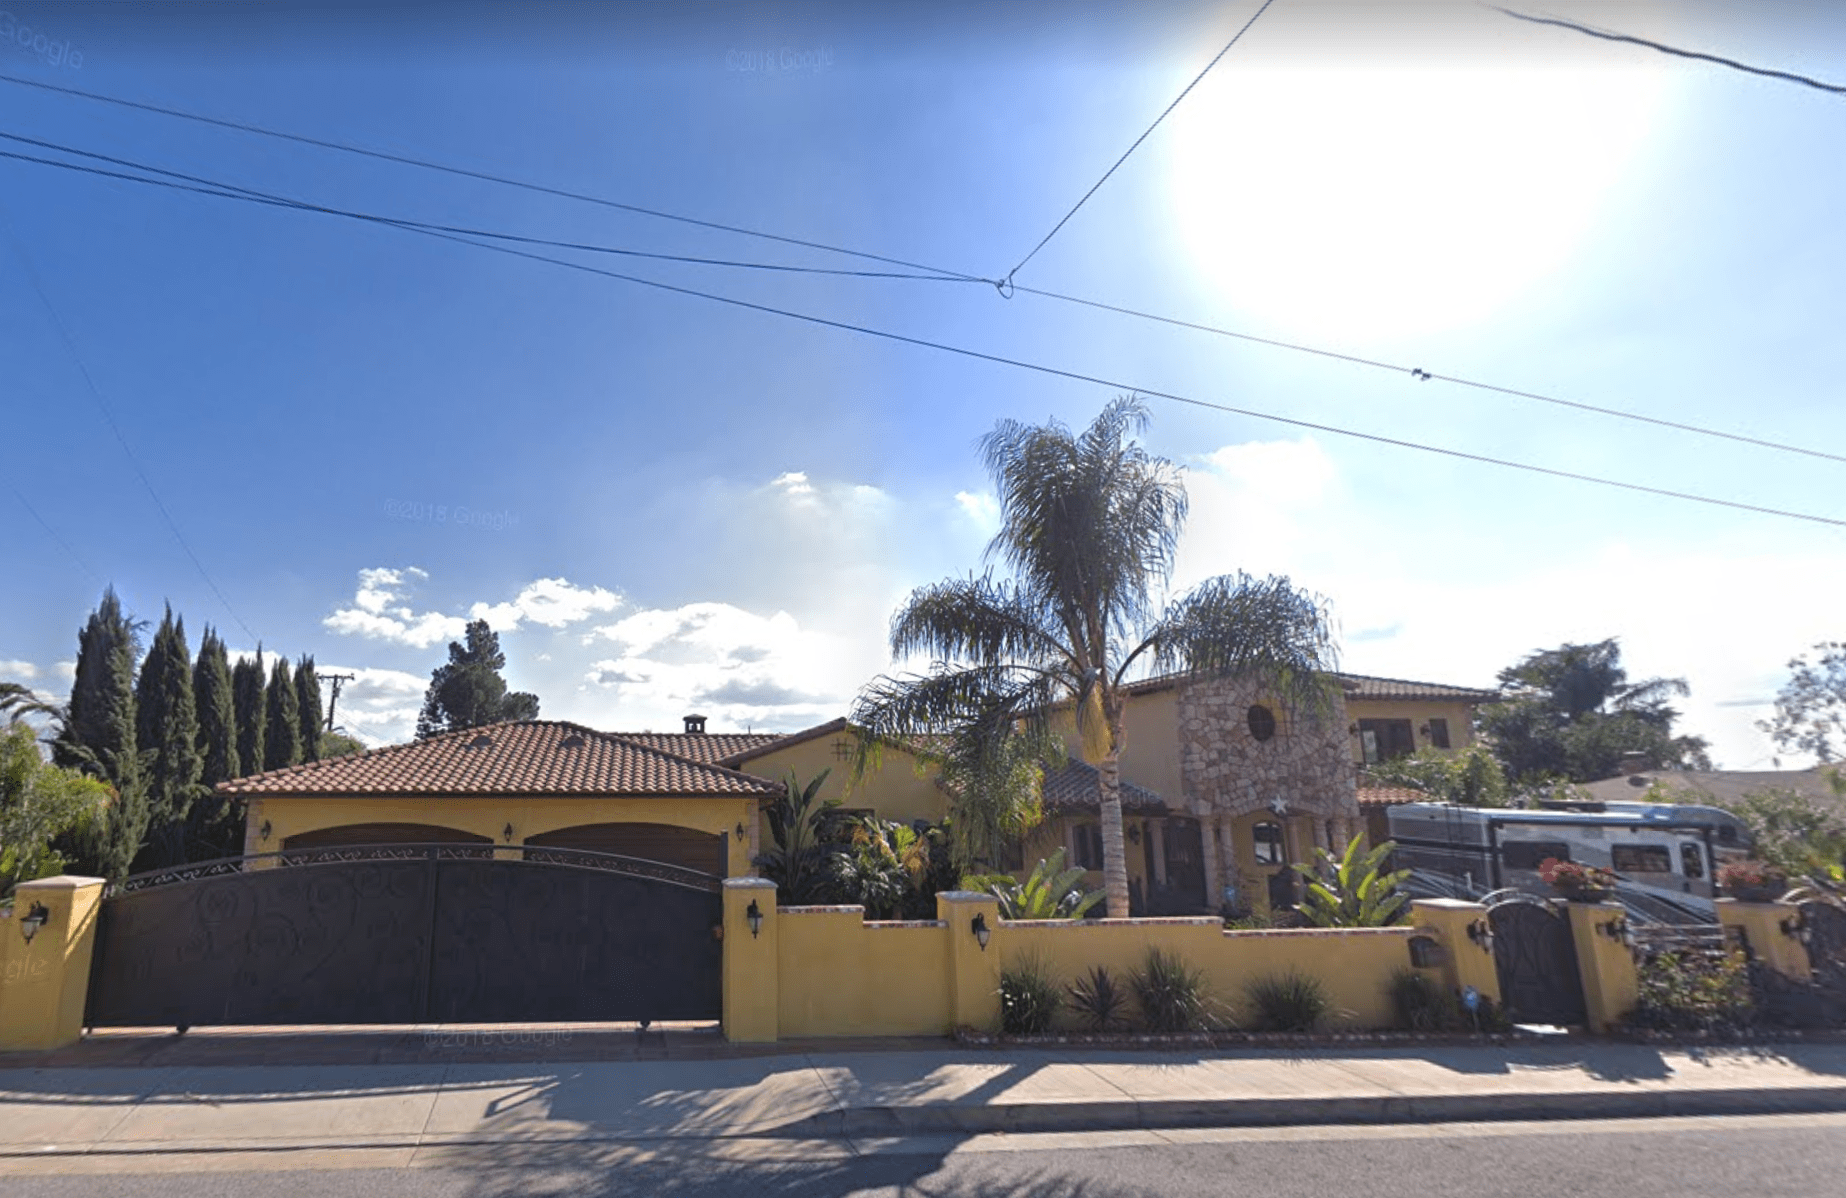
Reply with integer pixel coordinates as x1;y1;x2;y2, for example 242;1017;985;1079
84;844;723;1028
1488;896;1588;1026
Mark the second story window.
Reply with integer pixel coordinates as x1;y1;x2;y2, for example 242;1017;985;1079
1358;718;1415;765
1072;823;1104;871
1428;718;1451;749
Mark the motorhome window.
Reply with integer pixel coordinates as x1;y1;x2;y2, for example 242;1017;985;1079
1252;820;1284;865
1502;841;1571;870
1428;718;1451;749
1717;824;1738;844
1681;843;1705;879
1358;719;1415;765
1071;823;1104;871
1611;844;1673;873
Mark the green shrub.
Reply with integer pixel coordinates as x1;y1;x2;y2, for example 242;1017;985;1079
999;954;1062;1035
1628;950;1755;1035
1388;968;1464;1032
964;848;1104;920
1245;971;1332;1033
1067;965;1130;1032
1130;948;1210;1033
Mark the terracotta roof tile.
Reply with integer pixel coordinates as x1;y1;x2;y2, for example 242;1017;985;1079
1041;761;1167;814
611;731;781;765
1356;786;1429;807
219;721;780;798
1123;671;1498;703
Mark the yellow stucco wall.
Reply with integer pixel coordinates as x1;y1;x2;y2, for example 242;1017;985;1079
246;795;759;876
737;735;950;827
775;908;952;1036
1116;687;1183;803
1347;698;1478;762
0;876;105;1052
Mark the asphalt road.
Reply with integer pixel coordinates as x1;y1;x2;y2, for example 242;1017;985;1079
6;1113;1844;1197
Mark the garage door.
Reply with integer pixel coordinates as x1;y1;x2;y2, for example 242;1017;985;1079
524;822;725;875
283;822;493;851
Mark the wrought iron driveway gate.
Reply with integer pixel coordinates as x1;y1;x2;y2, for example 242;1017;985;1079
84;844;723;1028
1488;896;1587;1026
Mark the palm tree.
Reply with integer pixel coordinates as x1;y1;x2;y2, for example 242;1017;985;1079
0;681;60;725
853;397;1340;916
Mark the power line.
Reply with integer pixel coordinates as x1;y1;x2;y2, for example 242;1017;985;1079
0;210;261;643
9;131;1842;470
1494;6;1846;97
6;485;102;585
1004;0;1277;286
24;153;1817;532
0;71;985;283
0;131;963;282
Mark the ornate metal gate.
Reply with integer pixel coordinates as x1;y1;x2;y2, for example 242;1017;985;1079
1489;897;1587;1026
1802;900;1846;992
84;844;723;1028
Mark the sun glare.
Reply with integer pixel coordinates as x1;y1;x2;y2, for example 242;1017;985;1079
1166;58;1668;341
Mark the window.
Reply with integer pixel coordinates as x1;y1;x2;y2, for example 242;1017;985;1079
1428;718;1451;750
1358;718;1416;765
1502;840;1571;870
1071;823;1104;871
1680;843;1705;879
1252;820;1285;866
1611;844;1673;873
1246;704;1277;742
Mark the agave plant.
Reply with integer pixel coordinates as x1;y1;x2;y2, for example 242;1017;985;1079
965;847;1105;920
1291;833;1412;928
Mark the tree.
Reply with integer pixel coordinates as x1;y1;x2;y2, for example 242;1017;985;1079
1;723;110;896
0;681;59;725
263;656;300;771
50;587;148;881
133;606;202;870
192;628;238;785
1760;642;1846;764
295;655;323;763
1366;742;1512;807
319;729;366;759
1478;638;1711;783
852;398;1340;916
231;649;265;780
415;619;540;738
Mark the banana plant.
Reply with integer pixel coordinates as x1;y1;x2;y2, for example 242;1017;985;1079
1291;833;1412;927
965;847;1105;920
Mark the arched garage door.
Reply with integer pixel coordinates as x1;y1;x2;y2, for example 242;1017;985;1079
283;822;493;851
525;822;725;875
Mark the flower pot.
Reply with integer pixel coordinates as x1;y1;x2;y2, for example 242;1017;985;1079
1721;884;1784;904
1556;887;1614;904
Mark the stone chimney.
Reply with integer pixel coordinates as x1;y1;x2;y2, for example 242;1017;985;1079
683;714;707;735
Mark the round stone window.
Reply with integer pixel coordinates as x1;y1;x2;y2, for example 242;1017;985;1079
1247;704;1277;742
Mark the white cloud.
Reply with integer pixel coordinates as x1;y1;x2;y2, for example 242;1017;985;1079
771;471;816;498
324;569;618;649
955;490;1000;534
317;664;430;747
0;660;38;680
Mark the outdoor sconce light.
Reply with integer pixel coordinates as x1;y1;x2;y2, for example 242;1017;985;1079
503;823;515;843
1781;914;1810;945
746;899;764;939
971;912;991;952
259;819;272;843
1466;919;1494;954
736;821;747;838
1598;918;1633;947
19;903;49;946
1127;823;1141;845
1418;722;1432;738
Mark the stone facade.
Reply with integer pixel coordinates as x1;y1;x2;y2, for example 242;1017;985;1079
1174;675;1357;820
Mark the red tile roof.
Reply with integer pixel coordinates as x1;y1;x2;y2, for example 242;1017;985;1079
1041;761;1167;814
1122;671;1498;704
219;721;780;798
611;731;780;765
1356;786;1429;807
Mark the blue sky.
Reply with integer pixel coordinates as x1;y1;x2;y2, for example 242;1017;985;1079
3;0;1844;767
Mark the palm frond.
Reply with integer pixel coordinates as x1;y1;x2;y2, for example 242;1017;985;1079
889;575;1072;672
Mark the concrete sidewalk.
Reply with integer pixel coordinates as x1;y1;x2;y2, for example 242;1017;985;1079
5;1038;1846;1157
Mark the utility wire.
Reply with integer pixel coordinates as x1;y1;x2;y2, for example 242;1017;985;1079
10;151;1821;531
0;131;963;282
8;133;1844;470
1494;6;1846;97
0;71;985;283
7;486;103;585
1004;0;1277;287
0;210;260;643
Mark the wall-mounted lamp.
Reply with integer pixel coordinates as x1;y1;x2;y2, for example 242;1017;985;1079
1347;723;1359;736
736;821;747;839
1465;919;1494;954
1781;914;1810;945
971;912;991;952
259;819;273;843
18;902;49;946
503;823;515;843
1126;823;1141;845
746;899;764;939
1418;722;1432;738
1597;918;1633;948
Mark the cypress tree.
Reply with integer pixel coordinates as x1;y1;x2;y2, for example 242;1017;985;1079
294;655;322;763
232;648;265;778
190;626;242;861
264;657;300;771
134;606;202;870
51;587;148;881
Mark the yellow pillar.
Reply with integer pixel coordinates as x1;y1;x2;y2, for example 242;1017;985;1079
937;890;1001;1033
0;876;106;1052
1565;901;1639;1033
722;877;778;1043
1410;898;1502;1009
1717;899;1812;981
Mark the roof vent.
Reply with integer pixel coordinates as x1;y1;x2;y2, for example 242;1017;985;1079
683;714;707;735
559;734;585;749
467;733;493;749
